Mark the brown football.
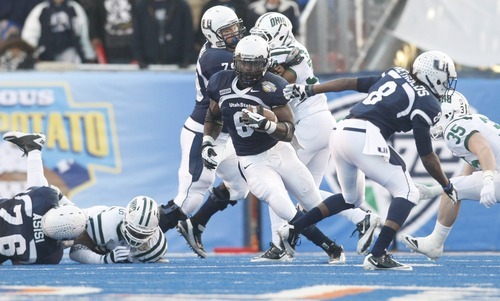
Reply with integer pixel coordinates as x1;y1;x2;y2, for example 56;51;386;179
245;105;278;122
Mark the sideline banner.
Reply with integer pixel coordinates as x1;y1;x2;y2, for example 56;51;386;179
0;72;497;252
0;72;194;205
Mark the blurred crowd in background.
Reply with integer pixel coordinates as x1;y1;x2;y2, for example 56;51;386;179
0;0;310;70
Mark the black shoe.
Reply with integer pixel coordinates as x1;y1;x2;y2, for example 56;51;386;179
278;224;299;257
325;242;346;264
251;242;292;262
363;253;412;271
177;219;207;258
158;200;187;232
3;131;45;156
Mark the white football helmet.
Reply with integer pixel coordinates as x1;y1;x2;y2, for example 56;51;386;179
200;5;245;50
250;12;295;49
234;35;270;87
412;50;457;96
430;90;470;140
42;204;87;240
121;196;160;247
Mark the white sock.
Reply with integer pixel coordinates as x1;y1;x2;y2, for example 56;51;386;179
269;209;287;248
27;150;48;187
428;221;452;247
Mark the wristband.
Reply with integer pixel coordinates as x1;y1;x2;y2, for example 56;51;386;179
202;136;215;145
442;181;453;191
483;170;494;180
265;121;277;134
305;85;315;96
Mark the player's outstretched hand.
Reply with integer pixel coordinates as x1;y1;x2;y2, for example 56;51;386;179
283;84;314;104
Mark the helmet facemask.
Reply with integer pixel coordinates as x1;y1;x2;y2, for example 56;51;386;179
233;35;270;88
430;90;470;140
201;6;245;50
234;55;269;87
215;21;245;50
121;219;156;247
120;196;159;247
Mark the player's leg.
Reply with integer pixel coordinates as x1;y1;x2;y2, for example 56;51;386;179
276;142;346;262
331;119;415;270
353;146;417;270
159;126;216;232
3;131;48;187
402;173;484;260
177;140;248;258
251;208;292;262
296;114;380;255
240;151;298;223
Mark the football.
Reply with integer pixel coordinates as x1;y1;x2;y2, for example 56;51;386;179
244;105;278;122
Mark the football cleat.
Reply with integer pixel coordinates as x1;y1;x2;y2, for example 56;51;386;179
351;211;380;255
325;242;346;264
363;253;413;271
402;235;443;261
3;131;45;156
278;224;299;257
177;219;207;258
251;242;293;262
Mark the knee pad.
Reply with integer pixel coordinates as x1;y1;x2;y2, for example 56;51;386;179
211;184;237;211
158;200;187;232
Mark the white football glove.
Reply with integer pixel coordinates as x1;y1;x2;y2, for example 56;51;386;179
103;246;131;263
283;84;314;104
201;136;217;170
242;108;271;131
443;181;459;205
480;172;496;208
415;182;443;200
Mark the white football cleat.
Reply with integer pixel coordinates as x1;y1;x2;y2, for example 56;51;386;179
402;235;443;261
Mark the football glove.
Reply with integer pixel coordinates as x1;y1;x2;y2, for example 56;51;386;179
242;108;270;131
480;171;496;208
443;181;459;205
282;46;304;68
283;84;314;103
201;136;218;170
103;246;131;263
415;182;443;200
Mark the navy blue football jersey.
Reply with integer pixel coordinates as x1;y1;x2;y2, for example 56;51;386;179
0;186;63;264
190;42;234;128
349;67;442;140
207;70;289;156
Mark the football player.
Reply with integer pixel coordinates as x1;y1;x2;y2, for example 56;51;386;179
1;131;87;264
158;6;249;245
201;35;343;261
176;10;344;263
280;50;458;270
403;91;499;260
248;12;380;262
69;196;167;264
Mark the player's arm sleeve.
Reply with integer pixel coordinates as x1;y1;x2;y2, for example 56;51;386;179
69;231;106;264
69;243;106;264
412;125;433;157
356;76;381;92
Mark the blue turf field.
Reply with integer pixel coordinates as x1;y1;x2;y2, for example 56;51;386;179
0;252;498;301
